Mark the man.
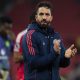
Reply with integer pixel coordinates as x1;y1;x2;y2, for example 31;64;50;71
14;28;27;80
22;1;77;80
0;16;15;80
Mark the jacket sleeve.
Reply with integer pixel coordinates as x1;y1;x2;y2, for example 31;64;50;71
59;37;70;67
22;31;58;70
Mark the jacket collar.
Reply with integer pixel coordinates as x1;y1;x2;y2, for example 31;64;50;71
28;22;54;35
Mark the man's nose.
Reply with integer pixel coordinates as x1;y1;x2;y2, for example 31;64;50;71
42;15;47;19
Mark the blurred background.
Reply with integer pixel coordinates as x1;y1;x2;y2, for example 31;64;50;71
0;0;80;80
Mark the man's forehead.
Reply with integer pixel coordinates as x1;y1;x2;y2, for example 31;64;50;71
37;7;51;13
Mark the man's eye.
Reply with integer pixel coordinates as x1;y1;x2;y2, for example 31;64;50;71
39;13;44;16
46;13;50;16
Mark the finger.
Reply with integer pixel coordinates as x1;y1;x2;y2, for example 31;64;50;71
57;40;61;43
53;39;57;44
71;48;77;56
53;39;60;44
73;48;77;53
71;52;75;56
69;44;74;50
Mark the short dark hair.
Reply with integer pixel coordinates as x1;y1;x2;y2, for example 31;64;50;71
0;16;13;24
35;1;53;15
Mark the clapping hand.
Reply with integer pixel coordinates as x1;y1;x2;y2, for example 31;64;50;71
53;39;61;54
65;44;77;58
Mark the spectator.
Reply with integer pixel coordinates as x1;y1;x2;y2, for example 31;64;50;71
0;16;15;80
14;28;27;80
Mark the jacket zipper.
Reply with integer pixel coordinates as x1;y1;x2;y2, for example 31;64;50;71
47;35;50;53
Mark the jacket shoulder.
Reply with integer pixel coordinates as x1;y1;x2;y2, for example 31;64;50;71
16;29;27;43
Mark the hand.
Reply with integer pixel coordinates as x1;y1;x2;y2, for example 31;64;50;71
14;52;23;62
53;39;61;54
65;44;77;58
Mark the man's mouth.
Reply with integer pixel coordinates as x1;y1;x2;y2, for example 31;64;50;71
41;21;47;24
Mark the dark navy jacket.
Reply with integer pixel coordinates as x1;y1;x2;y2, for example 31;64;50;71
22;22;70;80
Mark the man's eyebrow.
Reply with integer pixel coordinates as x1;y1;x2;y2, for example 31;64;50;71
39;13;44;15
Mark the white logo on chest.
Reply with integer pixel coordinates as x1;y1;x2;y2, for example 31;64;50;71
43;42;45;46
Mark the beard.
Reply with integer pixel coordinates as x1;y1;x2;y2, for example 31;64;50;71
38;20;51;28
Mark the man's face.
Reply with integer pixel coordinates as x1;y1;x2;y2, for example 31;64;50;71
4;23;12;30
0;23;12;34
35;7;53;28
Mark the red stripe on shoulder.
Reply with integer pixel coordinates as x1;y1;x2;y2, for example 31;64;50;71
26;30;35;56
